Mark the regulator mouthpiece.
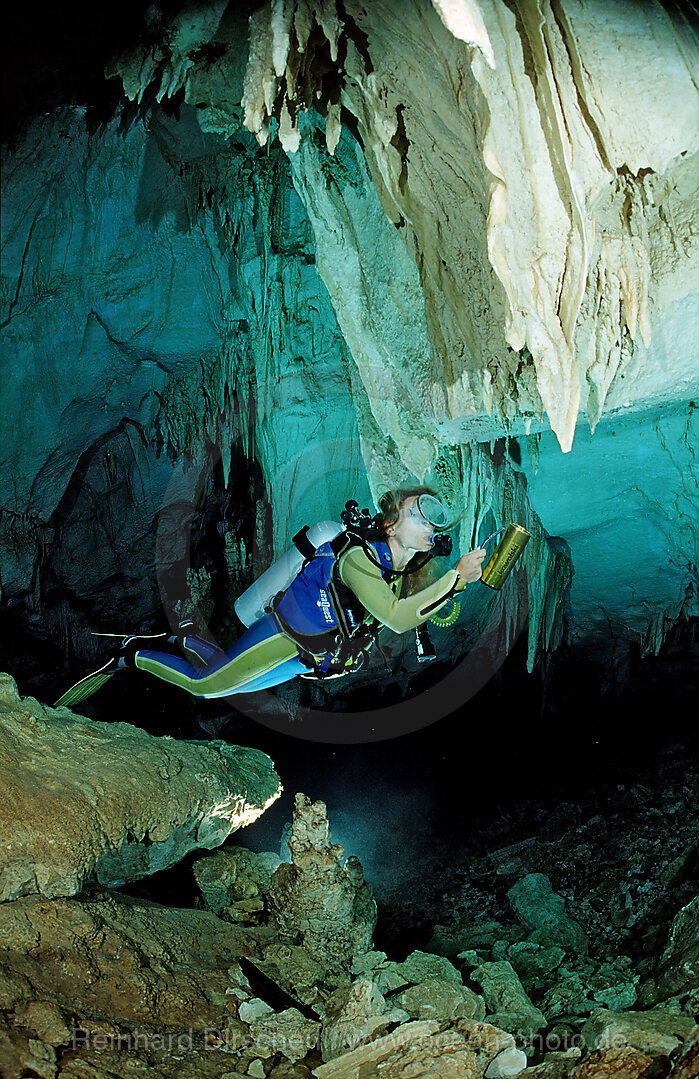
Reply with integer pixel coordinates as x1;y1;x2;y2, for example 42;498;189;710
481;523;531;590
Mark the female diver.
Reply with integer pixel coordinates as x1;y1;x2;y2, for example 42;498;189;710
55;488;486;707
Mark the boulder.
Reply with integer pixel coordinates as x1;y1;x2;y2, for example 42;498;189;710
506;942;566;994
541;971;594;1019
586;960;639;1011
396;979;485;1024
430;919;526;960
350;950;387;976
648;896;699;1003
517;1065;569;1079
582;1007;696;1058
312;1017;516;1078
374;950;464;994
267;794;376;969
239;999;275;1024
569;1046;666;1078
473;961;547;1038
0;674;281;901
247;1006;320;1063
320;978;406;1061
486;1046;528;1077
667;1039;699;1079
192;846;282;922
0;890;261;1029
508;875;588;956
254;941;333;1008
429;919;526;962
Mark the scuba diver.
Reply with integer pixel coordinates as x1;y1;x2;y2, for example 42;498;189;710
55;487;486;707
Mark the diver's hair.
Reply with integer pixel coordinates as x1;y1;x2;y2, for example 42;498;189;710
375;486;442;595
376;486;440;535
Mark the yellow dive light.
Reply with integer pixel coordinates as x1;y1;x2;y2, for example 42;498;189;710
480;523;531;590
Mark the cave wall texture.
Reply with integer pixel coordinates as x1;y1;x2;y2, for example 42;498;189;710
1;0;698;688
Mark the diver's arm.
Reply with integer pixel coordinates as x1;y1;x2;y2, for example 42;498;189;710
338;547;466;633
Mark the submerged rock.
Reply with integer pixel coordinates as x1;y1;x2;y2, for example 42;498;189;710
0;673;281;901
374;949;464;993
508;875;589;956
566;1045;665;1078
246;1006;319;1064
582;1007;697;1058
253;940;333;1009
540;970;595;1020
0;889;260;1030
192;846;282;923
320;978;406;1062
645;895;699;1004
473;960;547;1039
506;942;567;994
396;978;485;1023
313;1017;517;1078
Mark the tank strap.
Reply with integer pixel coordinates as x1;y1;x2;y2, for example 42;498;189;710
292;525;317;562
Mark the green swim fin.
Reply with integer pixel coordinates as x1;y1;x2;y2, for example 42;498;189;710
54;659;119;708
54;631;172;708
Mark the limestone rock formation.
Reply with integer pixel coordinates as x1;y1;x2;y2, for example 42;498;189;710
414;753;699;1072
645;895;699;1004
320;978;408;1061
396;978;486;1023
582;1007;697;1059
0;890;260;1031
0;889;288;1079
473;960;547;1039
242;0;699;453
507;874;589;956
312;1017;519;1078
192;846;282;923
505;943;566;997
0;99;370;659
114;0;699;454
374;949;466;992
0;673;281;901
1;772;698;1076
267;793;377;967
253;939;335;1011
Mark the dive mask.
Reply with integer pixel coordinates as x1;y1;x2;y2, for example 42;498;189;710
406;495;449;528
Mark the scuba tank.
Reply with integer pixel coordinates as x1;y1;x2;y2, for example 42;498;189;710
234;520;344;627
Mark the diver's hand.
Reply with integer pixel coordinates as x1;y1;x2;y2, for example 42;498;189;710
456;548;487;582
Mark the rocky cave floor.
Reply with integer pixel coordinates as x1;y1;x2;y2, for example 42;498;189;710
1;626;698;1079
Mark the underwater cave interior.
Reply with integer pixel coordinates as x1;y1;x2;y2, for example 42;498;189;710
1;1;699;1076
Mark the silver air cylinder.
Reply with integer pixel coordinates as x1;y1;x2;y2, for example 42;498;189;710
234;520;344;626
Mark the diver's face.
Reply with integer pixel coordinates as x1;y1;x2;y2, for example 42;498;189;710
390;495;435;553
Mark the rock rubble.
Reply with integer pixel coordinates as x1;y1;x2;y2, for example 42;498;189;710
2;754;698;1078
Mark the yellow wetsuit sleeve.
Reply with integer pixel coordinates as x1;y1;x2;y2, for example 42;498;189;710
338;547;466;634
